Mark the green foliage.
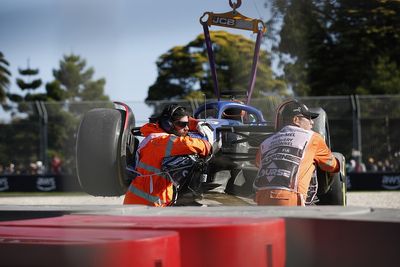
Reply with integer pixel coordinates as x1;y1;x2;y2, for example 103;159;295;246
16;78;42;90
45;80;67;101
267;0;400;96
6;62;44;114
0;53;111;173
18;67;39;76
147;31;288;102
80;78;108;101
45;54;111;171
147;44;205;100
369;56;400;94
52;54;109;102
0;123;38;166
264;0;400;165
16;64;43;93
0;52;11;104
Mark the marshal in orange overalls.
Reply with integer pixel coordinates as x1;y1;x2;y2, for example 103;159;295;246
254;125;339;206
123;120;211;207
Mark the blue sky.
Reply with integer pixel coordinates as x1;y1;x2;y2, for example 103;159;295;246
1;0;269;102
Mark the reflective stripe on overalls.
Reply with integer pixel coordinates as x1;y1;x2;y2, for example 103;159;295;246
128;135;177;205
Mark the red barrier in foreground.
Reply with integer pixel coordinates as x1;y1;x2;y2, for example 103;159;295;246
0;215;286;267
0;226;180;267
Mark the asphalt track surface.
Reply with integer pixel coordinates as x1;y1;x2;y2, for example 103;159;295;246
0;191;399;209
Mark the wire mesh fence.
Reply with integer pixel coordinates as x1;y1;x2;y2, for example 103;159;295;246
0;95;399;176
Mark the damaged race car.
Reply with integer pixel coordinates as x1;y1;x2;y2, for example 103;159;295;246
75;0;346;206
76;98;346;206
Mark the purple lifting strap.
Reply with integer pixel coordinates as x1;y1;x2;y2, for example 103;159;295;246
246;30;263;105
202;21;264;104
202;22;220;101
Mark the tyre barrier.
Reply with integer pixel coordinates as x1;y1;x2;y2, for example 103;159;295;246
0;215;286;267
0;226;180;267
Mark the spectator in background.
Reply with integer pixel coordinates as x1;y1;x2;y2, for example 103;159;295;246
15;163;27;175
377;161;385;172
4;163;15;175
0;164;4;174
51;155;62;175
348;157;366;173
349;149;366;172
366;157;378;172
347;159;356;173
384;159;393;172
29;162;38;175
36;161;45;175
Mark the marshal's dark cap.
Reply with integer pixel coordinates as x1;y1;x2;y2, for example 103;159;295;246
281;100;319;119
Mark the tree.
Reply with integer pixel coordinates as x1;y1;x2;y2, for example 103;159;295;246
147;31;288;102
10;60;47;114
0;53;111;173
266;0;400;96
51;54;109;102
15;60;43;96
264;0;400;165
0;52;11;104
369;56;400;94
45;54;111;171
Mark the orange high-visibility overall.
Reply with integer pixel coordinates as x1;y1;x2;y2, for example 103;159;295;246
123;120;211;206
254;125;339;206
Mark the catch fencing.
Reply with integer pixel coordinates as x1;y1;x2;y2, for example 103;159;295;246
0;95;399;177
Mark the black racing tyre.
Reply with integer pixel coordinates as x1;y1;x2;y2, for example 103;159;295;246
317;153;347;206
310;107;336;196
76;108;128;196
317;172;347;206
310;107;329;143
309;108;347;205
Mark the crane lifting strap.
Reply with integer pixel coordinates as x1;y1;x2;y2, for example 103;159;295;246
199;0;266;104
